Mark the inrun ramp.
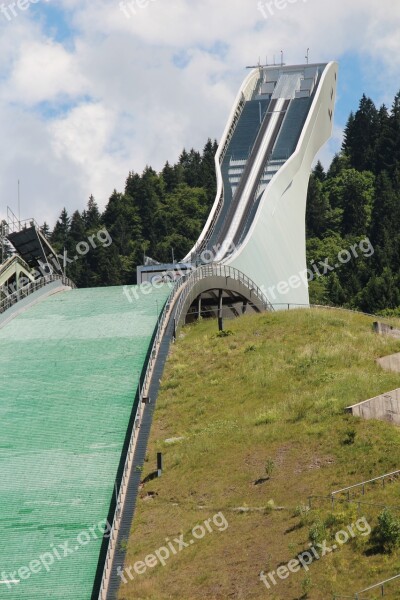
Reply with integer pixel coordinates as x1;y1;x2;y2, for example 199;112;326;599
184;62;338;307
0;285;169;599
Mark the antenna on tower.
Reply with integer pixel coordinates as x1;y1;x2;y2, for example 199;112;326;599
281;50;284;66
305;48;310;64
18;179;20;224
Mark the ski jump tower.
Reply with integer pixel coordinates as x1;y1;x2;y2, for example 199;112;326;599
179;61;338;308
0;61;339;600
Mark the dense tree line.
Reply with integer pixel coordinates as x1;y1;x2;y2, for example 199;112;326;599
306;91;400;314
47;91;400;315
48;140;218;287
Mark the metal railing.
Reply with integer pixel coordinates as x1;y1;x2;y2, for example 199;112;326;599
333;573;400;599
330;470;400;501
0;254;29;274
355;574;400;598
220;73;261;163
0;274;76;315
0;254;32;286
97;295;400;598
307;470;400;514
197;76;265;261
266;303;400;324
308;495;400;515
97;272;188;598
173;264;273;328
97;265;273;598
6;205;40;235
189;190;225;263
219;93;246;163
214;100;290;258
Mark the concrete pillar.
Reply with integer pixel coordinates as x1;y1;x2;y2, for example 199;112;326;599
218;289;223;331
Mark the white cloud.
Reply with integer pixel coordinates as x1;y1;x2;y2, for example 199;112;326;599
6;39;87;104
0;0;399;225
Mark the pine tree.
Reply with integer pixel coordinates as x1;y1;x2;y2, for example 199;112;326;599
340;169;375;236
313;161;326;182
306;175;330;237
162;161;184;193
374;104;393;174
138;167;164;250
125;171;141;199
179;148;202;188
342;95;379;172
40;222;51;239
84;195;101;231
200;139;218;206
327;273;347;306
69;211;86;244
326;153;350;179
103;191;143;257
51;208;70;251
371;172;400;244
66;211;86;283
389;92;400;173
155;184;209;261
359;268;400;313
342;112;355;154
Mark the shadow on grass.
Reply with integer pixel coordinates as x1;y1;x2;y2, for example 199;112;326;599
141;470;159;485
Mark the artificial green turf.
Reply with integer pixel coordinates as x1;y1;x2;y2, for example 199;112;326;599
0;285;169;599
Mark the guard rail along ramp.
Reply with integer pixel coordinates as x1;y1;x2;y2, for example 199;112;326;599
98;265;271;599
0;283;170;599
0;274;76;315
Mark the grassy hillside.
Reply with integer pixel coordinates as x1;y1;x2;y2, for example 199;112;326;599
118;309;400;600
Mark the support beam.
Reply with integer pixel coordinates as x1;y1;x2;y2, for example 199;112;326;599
218;289;223;332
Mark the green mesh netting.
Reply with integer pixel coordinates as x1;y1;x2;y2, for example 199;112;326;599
0;285;170;599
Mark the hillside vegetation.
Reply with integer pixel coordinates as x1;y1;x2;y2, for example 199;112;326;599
30;90;400;316
119;309;400;600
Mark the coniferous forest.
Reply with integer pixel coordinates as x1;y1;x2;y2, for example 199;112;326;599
46;92;400;316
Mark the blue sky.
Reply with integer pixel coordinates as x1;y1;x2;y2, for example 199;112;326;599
337;53;398;123
30;2;75;45
0;0;399;223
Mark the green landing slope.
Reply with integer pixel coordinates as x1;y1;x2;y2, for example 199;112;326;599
0;285;169;599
